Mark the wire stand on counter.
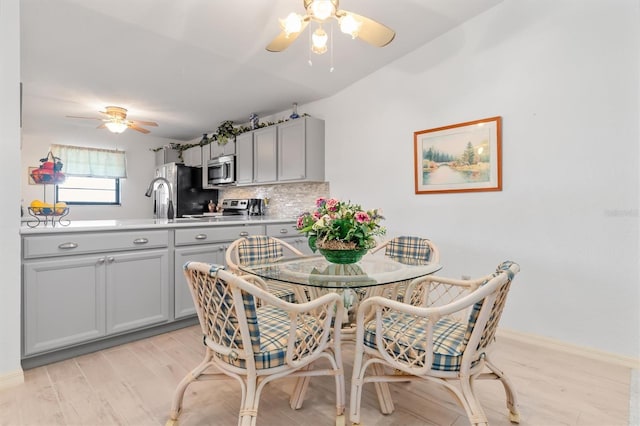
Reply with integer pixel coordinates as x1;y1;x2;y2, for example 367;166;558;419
26;206;70;228
27;151;71;228
26;182;70;228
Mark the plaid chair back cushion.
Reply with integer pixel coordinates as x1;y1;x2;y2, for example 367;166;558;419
185;263;261;354
385;236;433;261
238;236;284;266
462;261;517;351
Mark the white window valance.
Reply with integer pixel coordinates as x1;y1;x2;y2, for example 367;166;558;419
50;144;127;178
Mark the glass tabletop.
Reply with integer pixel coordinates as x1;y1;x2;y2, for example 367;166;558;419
238;255;443;289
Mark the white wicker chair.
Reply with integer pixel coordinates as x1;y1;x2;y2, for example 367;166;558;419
167;262;345;426
368;235;441;302
226;235;307;303
349;261;521;426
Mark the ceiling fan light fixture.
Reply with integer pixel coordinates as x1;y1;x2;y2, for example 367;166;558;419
105;120;128;134
280;12;304;36
339;13;361;38
308;0;336;21
311;26;328;54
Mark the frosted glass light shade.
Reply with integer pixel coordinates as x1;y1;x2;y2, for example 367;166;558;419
105;121;128;134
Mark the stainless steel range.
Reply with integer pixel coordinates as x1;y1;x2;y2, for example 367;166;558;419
221;198;265;216
220;199;250;216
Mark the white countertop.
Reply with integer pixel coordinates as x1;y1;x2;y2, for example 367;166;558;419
20;215;297;234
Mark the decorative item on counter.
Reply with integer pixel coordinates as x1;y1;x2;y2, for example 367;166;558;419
200;133;210;145
290;102;299;119
208;200;216;213
296;197;386;264
30;151;65;184
26;200;70;228
249;113;259;130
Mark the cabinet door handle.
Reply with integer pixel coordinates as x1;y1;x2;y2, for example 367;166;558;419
279;228;289;234
239;231;249;237
133;238;149;245
97;257;105;264
107;256;115;263
58;242;78;250
195;234;208;240
218;246;225;251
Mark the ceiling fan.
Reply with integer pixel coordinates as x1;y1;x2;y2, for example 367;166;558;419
66;106;158;134
266;0;395;54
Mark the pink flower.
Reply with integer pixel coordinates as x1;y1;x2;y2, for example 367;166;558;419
315;197;326;207
326;198;339;211
313;210;323;219
355;211;370;223
296;215;304;228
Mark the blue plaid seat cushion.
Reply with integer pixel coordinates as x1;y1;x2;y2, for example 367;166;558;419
217;305;319;369
363;312;474;372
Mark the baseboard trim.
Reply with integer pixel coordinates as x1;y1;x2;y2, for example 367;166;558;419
497;328;640;369
0;369;24;390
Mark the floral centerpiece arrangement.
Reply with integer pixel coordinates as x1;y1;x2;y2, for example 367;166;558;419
296;198;386;263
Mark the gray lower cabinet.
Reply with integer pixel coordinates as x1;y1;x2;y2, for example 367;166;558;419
174;243;227;319
22;230;170;357
173;224;266;319
265;223;313;255
23;248;169;356
23;255;106;355
105;249;169;334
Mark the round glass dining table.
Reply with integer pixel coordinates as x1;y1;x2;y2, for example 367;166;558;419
238;254;442;290
239;254;443;327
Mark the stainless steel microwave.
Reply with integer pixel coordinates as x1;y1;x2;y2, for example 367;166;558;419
204;154;235;187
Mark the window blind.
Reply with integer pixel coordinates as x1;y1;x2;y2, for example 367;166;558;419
50;144;127;178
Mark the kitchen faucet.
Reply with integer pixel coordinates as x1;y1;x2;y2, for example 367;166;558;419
145;177;174;220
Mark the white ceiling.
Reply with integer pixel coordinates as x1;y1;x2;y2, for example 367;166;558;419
20;0;503;141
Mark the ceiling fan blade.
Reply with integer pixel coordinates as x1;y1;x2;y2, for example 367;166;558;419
66;115;102;120
131;120;158;127
129;124;150;134
342;11;395;47
97;123;107;129
266;20;309;52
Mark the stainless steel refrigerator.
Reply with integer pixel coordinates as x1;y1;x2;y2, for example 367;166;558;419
152;162;218;218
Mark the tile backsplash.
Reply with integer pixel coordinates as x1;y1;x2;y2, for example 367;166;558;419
219;182;330;218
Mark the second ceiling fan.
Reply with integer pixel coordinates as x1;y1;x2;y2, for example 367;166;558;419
266;0;395;54
67;106;158;134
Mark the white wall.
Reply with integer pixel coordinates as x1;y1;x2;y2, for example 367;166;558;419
21;130;179;220
0;0;24;385
305;0;640;358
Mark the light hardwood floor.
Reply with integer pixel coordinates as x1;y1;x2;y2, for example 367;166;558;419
0;325;633;426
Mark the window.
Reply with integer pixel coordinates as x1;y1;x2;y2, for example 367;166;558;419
56;176;121;205
50;144;127;205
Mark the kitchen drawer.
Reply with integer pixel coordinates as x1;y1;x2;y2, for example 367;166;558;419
174;225;265;246
23;230;169;259
266;223;297;238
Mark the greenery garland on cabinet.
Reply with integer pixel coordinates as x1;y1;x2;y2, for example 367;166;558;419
151;114;309;161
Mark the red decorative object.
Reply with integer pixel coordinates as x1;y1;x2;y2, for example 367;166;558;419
30;151;65;184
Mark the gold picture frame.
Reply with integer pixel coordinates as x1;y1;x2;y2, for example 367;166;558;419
414;116;502;194
27;167;38;185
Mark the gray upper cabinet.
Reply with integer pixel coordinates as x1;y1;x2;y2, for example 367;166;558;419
182;145;202;167
235;116;325;186
278;117;324;182
206;139;236;160
235;132;254;185
254;126;278;183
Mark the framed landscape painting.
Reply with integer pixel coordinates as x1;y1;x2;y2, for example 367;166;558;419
414;116;502;194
